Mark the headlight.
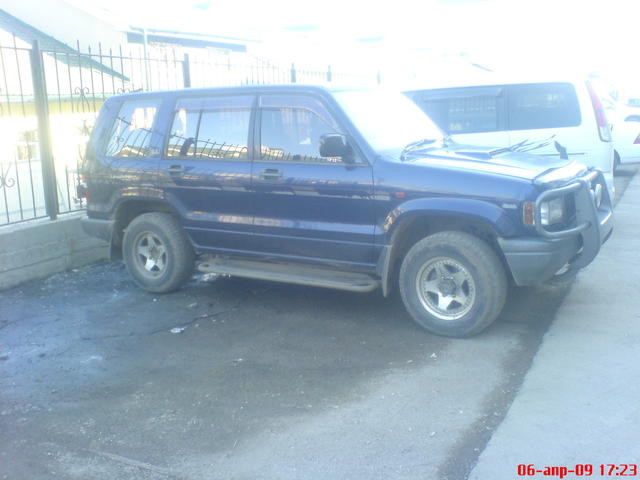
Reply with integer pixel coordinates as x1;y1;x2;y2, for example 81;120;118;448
540;197;564;226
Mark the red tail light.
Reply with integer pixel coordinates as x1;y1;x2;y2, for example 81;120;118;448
586;80;612;142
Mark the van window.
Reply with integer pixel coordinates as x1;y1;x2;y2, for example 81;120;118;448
105;99;160;157
507;83;581;130
166;95;252;160
409;87;503;134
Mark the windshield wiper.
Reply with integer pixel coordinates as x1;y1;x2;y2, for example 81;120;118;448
400;138;437;161
490;135;558;156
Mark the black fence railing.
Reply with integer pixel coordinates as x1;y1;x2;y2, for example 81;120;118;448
0;36;381;226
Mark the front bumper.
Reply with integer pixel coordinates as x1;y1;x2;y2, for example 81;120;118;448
500;169;613;286
498;235;582;285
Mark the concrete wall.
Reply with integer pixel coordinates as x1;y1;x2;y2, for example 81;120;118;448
0;212;109;290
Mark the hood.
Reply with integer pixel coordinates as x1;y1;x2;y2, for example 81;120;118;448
406;142;573;181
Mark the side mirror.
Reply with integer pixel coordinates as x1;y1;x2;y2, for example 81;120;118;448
319;133;351;159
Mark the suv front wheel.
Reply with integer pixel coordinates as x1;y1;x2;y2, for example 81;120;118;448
399;231;507;337
122;212;195;293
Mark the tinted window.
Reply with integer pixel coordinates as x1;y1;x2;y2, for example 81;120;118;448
166;96;252;160
196;110;250;159
507;83;581;130
105;99;160;157
260;95;347;164
409;87;502;135
167;110;198;157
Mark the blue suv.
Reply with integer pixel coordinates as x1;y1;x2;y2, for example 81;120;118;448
80;85;613;336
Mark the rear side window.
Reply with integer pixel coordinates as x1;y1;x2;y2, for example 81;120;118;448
409;87;503;134
166;95;252;160
105;99;160;157
507;83;581;130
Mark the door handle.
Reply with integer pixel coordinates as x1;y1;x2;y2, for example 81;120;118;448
168;165;184;175
259;168;283;180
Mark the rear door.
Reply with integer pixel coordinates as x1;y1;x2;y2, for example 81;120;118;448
407;86;510;148
96;98;163;213
157;95;255;251
252;94;376;266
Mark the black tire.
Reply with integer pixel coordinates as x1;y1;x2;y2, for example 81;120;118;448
614;151;621;172
122;212;195;293
399;231;507;337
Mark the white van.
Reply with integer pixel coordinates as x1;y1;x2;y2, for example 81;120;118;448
405;76;615;197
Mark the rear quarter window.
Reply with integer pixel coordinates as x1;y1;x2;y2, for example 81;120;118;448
104;99;161;157
506;83;581;130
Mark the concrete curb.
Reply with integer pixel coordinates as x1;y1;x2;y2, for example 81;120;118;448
468;172;640;479
0;212;109;290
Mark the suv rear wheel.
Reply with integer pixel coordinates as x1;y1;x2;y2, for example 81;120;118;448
123;212;195;293
399;231;507;337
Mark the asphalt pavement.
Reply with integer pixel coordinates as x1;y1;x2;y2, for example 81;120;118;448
0;166;638;480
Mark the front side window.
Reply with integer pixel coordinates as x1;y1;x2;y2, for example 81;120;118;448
166;95;252;160
259;95;346;164
105;99;160;157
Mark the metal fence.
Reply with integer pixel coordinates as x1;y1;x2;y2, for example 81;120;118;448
0;37;380;226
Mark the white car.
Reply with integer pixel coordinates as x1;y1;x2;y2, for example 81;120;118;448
405;75;616;198
611;105;640;167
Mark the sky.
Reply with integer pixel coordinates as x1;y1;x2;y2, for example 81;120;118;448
70;0;640;96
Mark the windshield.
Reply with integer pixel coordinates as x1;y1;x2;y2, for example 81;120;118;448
333;89;444;157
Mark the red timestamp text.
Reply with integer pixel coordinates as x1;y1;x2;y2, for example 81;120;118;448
517;463;639;478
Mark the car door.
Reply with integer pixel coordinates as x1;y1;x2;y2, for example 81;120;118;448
157;95;255;251
252;93;376;267
99;98;164;213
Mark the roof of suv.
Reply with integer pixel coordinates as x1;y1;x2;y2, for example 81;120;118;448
111;84;368;101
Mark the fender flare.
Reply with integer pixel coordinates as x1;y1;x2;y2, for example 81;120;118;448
377;197;518;296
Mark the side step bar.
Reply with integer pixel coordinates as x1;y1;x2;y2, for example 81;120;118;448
197;256;380;293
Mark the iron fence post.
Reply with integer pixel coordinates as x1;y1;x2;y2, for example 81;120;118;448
327;65;332;83
182;53;191;88
290;63;296;83
377;70;382;85
29;40;58;220
142;28;151;90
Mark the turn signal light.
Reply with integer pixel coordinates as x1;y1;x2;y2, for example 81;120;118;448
523;202;535;226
